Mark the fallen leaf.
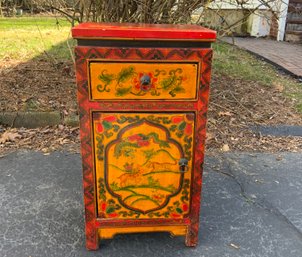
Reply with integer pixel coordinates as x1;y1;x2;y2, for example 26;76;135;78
229;243;240;249
250;194;257;199
58;124;65;130
230;117;236;124
273;82;284;92
41;128;51;134
62;66;71;75
206;132;215;141
70;127;79;133
0;131;22;144
276;155;283;161
208;118;217;125
58;138;70;145
222;144;230;152
218;111;233;117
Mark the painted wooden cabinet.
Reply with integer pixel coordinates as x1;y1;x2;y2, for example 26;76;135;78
72;23;216;250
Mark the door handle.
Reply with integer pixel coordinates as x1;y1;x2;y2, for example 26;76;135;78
179;158;189;173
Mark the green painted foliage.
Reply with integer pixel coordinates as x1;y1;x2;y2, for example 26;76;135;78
115;86;132;96
117;66;135;84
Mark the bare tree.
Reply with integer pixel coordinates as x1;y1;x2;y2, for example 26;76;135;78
2;0;292;41
28;0;206;24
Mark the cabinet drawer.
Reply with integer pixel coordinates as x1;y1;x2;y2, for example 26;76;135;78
92;112;195;219
88;61;199;100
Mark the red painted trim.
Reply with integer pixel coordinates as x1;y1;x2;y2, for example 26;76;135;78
72;22;216;41
95;218;191;227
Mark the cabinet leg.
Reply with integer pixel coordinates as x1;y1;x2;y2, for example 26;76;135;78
86;228;99;250
185;225;199;247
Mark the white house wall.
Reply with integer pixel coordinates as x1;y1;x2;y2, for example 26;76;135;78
203;0;288;40
207;0;273;10
247;11;272;37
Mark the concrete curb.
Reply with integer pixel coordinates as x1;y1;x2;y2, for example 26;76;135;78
0;112;79;128
251;125;302;137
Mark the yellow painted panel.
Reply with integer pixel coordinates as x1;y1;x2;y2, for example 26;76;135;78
89;61;198;100
98;225;187;239
92;113;195;219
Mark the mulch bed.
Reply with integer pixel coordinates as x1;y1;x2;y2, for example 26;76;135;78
0;57;76;113
0;57;302;155
207;72;302;152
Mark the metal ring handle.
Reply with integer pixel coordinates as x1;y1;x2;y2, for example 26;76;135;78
179;158;189;173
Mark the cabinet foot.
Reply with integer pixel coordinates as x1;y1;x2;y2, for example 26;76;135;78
86;241;99;250
86;229;99;250
185;225;199;247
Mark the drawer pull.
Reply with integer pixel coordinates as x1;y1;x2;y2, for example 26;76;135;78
140;74;152;92
179;158;189;173
140;74;151;85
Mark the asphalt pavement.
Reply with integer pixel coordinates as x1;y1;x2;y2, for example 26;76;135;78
0;151;301;257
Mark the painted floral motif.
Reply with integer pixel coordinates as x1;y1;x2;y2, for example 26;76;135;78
107;121;182;213
146;179;190;219
98;178;121;218
98;178;190;219
169;114;194;160
96;65;186;97
133;72;158;92
95;114;121;160
95;114;193;162
169;114;194;137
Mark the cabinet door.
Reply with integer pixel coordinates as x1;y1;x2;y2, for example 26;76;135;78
92;112;195;219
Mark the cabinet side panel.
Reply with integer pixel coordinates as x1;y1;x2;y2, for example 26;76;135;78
186;49;213;246
75;46;99;250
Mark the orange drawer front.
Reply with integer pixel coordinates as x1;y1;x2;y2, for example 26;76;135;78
89;61;199;100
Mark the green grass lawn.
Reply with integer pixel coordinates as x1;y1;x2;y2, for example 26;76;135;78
0;16;74;60
213;42;302;112
0;16;301;112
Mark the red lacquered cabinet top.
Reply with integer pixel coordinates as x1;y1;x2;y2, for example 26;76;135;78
72;22;216;41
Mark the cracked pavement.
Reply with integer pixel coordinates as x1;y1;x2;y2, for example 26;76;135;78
0;151;301;257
